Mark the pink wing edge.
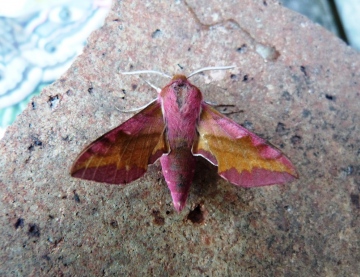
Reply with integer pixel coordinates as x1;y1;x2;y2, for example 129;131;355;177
193;103;298;188
71;99;167;185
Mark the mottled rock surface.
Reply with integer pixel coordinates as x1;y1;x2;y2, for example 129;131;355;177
1;0;359;276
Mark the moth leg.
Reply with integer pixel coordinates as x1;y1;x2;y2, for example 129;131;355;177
204;101;243;115
116;98;158;113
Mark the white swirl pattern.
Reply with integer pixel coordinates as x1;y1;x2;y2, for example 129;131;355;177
0;0;110;138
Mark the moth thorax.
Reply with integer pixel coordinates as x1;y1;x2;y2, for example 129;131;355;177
173;82;189;109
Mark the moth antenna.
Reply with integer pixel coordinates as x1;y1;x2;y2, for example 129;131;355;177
115;98;158;113
187;65;236;79
118;72;161;112
131;74;162;93
121;70;171;79
143;79;161;93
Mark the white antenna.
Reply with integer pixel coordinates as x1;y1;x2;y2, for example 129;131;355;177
187;65;236;79
120;65;236;80
120;70;171;79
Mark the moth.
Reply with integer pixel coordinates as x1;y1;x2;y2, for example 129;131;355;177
71;66;298;212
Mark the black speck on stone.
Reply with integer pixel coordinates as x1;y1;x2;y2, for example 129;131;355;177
74;192;80;203
152;210;165;226
344;165;354;176
282;91;291;100
28;224;40;237
151;29;162;38
325;94;335;101
33;137;42;146
14;218;24;229
276;122;289;136
243;120;253;130
350;194;359;209
42;255;51;261
291;135;302;145
230;74;238;80
110;220;119;228
302;109;311;118
300;65;307;76
236;44;247;53
48;95;59;109
187;204;206;224
28;136;43;151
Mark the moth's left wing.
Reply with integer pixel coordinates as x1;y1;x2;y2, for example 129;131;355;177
193;103;298;187
71;100;169;184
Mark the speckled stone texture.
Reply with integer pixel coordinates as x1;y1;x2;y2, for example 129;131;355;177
1;0;359;276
